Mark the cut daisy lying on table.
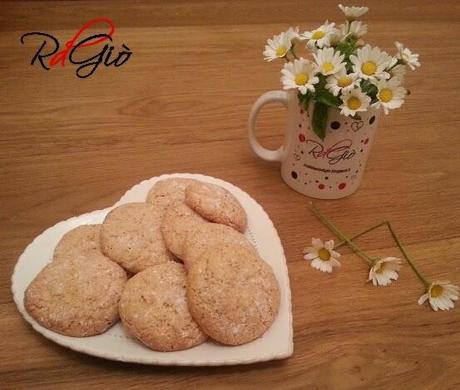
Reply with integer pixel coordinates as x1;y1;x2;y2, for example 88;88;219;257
263;3;421;139
305;203;459;312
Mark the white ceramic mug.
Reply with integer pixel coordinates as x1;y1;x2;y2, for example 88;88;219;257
248;90;380;199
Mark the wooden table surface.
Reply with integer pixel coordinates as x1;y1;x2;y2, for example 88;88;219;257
1;1;460;388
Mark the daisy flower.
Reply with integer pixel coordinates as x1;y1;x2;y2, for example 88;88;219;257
388;64;406;81
313;47;346;76
340;20;368;39
338;4;369;20
281;58;319;95
350;45;394;81
302;21;338;49
395;41;421;70
326;68;360;96
368;257;402;286
263;32;292;61
374;78;406;114
339;87;371;117
285;26;300;42
303;238;341;273
418;281;459;311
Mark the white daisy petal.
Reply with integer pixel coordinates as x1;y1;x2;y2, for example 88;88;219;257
310;258;323;271
395;41;421;70
379;277;391;286
419;281;460;311
322;262;333;273
326;68;360;96
263;32;292;61
339;87;371;117
374;77;406;115
281;58;319;95
338;4;369;20
304;252;318;260
304;238;341;273
285;26;300;42
312;237;323;249
340;21;367;40
324;240;335;250
439;297;453;309
388;64;406;82
301;21;339;49
314;47;346;76
331;250;341;258
418;293;429;305
303;246;315;254
331;258;341;268
368;257;402;287
351;44;395;81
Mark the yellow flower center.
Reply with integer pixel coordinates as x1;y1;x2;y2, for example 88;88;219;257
337;76;352;87
322;62;334;73
312;30;326;40
379;88;393;103
375;262;386;274
347;96;361;110
276;46;288;57
295;73;309;85
361;61;377;75
318;248;331;261
430;284;444;298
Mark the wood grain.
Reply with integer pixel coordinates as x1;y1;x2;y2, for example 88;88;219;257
1;0;460;388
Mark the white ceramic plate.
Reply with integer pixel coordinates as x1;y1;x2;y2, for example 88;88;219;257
11;173;293;366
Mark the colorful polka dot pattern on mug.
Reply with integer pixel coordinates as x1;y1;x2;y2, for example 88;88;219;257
281;102;380;199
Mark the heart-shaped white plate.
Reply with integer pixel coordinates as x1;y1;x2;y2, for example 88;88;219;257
11;173;293;366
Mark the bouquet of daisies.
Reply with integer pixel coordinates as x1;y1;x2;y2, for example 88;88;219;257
263;4;421;140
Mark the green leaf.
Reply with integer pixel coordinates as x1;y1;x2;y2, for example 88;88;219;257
315;90;342;108
336;40;357;72
312;102;328;141
336;41;355;59
361;80;378;101
297;91;313;110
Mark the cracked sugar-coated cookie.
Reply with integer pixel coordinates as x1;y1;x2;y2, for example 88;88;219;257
187;243;280;346
24;253;127;337
185;182;247;233
101;202;175;274
146;178;198;212
119;262;207;352
183;223;256;269
161;200;208;260
53;224;102;260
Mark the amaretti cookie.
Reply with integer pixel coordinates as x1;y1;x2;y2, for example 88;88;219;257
161;200;208;260
53;224;102;260
187;243;280;345
100;202;175;274
185;181;247;232
24;253;127;337
119;263;207;352
146;178;197;212
184;223;256;268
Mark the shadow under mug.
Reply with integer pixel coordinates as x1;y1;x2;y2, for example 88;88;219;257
248;90;381;199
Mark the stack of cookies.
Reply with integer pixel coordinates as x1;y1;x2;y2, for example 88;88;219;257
24;178;280;352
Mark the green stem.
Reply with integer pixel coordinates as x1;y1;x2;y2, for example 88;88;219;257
334;221;388;250
290;45;299;60
384;221;430;287
311;203;375;265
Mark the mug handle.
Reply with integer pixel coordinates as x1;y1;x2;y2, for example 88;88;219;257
248;90;289;162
